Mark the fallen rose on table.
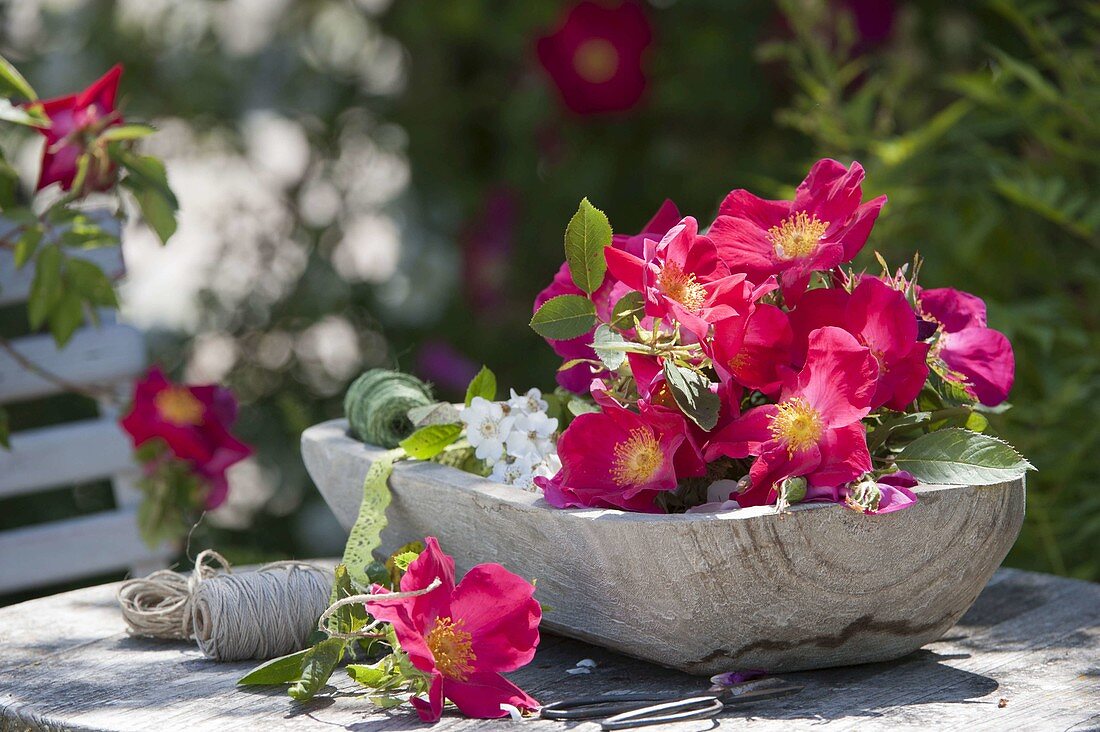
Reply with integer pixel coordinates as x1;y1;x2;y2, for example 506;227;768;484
239;537;541;722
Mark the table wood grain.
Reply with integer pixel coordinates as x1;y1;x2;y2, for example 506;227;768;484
1;567;1097;731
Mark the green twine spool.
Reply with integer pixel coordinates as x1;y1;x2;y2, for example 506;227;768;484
344;369;433;448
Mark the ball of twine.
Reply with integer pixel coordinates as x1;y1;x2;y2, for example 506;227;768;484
344;369;433;448
117;550;333;661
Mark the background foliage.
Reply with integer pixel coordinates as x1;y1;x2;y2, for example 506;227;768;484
1;0;1096;599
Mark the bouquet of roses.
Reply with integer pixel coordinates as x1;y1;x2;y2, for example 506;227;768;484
516;158;1029;515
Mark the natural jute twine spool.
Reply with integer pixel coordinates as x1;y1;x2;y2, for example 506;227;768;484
117;549;333;661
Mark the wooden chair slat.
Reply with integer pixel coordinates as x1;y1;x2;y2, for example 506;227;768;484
0;508;171;593
0;418;135;497
0;324;146;403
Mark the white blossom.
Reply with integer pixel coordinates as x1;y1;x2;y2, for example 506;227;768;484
461;396;514;463
507;387;548;416
505;411;558;460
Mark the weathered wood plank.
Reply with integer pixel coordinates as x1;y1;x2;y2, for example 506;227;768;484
0;568;1096;731
0;418;134;497
301;419;1026;676
0;324;146;403
0;509;170;593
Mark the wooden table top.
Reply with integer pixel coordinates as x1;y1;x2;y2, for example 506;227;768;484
0;567;1097;731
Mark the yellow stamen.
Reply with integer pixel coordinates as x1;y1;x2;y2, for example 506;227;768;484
154;387;204;427
768;211;829;260
573;39;619;84
611;428;663;486
769;397;824;455
657;262;707;311
727;351;749;376
426;617;476;681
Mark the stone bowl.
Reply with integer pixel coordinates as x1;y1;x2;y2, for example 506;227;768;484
301;418;1025;676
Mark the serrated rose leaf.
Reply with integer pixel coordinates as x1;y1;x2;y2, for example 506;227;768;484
663;362;720;431
591;324;626;370
564;197;612;294
894;428;1034;485
610;290;646;330
529;294;596;340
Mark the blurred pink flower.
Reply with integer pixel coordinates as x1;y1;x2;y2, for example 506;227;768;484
31;64;123;193
120;367;251;508
462;188;518;316
416;339;480;395
536;1;652;115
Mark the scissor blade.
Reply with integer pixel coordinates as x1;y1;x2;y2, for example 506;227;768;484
720;678;803;707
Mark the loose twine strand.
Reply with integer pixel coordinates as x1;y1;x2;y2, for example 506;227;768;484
316;578;443;640
117;549;333;661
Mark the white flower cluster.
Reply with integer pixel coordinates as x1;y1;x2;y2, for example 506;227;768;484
461;388;561;491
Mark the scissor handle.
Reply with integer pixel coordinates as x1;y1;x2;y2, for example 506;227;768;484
600;695;724;731
540;694;675;721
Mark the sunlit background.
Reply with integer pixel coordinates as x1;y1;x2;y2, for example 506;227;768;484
2;0;1098;598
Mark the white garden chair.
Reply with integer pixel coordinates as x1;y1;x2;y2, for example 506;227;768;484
0;223;170;594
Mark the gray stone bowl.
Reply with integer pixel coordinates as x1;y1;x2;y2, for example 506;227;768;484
302;418;1025;676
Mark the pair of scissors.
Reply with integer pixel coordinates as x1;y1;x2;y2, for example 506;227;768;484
540;676;802;730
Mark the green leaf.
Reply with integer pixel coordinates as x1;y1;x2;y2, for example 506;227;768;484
27;244;62;329
342;450;400;586
867;411;931;451
238;649;312;686
49;290;85;346
325;564;369;635
610;291;646;330
0;55;37;100
13;226;42;268
529;294;596;340
591;324;626;371
464;365;497;406
663;362;720;431
99;124;156;142
288;637;346;701
563;197;612;295
66;258;119;308
345;663;387;688
566;398;600;417
894;428;1034;486
399;424;463;460
0;406;9;450
122;177;177;245
116;151;177;205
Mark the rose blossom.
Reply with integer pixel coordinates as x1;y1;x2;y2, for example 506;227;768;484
535;400;698;512
788;278;930;410
366;537;541;722
605;215;765;340
31;64;124;193
707;158;886;305
919;287;1014;406
536;1;652;116
704;327;878;507
119;367;252;508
